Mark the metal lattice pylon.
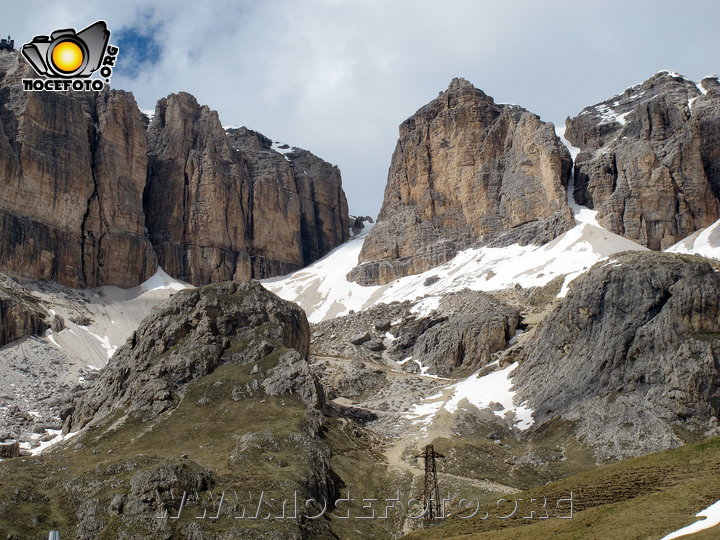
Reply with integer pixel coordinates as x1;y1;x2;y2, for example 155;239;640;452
415;444;444;520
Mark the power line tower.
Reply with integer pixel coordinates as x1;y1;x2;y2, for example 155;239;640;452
415;444;445;520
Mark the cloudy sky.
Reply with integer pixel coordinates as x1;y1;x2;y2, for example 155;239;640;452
5;1;719;216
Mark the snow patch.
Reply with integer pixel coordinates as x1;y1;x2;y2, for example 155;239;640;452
410;296;441;318
407;393;445;424
660;70;685;79
79;327;118;360
407;363;534;430
45;329;61;349
555;125;581;161
271;141;294;162
556;125;600;227
263;218;645;322
30;430;79;456
594;104;628;126
666;218;720;260
660;499;720;539
140;268;190;292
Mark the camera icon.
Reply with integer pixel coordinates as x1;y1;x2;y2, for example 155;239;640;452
21;21;110;78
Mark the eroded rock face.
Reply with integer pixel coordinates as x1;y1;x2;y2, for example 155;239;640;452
226;127;349;275
145;96;349;285
565;72;720;250
0;50;349;288
145;93;257;284
0;283;47;347
0;51;156;288
67;281;316;430
349;78;573;285
513;251;720;460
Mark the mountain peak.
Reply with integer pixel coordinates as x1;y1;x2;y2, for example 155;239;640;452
348;80;573;286
565;68;720;250
446;76;475;91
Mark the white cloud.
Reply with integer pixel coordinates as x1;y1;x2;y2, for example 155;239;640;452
3;0;718;216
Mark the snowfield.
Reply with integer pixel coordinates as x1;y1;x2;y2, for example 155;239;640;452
406;362;534;431
666;218;720;260
661;499;720;539
262;219;647;323
38;268;191;369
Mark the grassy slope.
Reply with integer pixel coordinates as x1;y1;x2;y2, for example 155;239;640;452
404;436;720;539
0;348;335;538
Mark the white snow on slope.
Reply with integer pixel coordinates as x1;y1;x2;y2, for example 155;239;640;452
36;268;191;368
556;125;599;228
271;141;294;162
30;430;79;456
555;125;581;161
410;296;442;318
660;499;720;539
407;362;534;430
140;267;189;292
594;104;630;126
666;218;720;261
262;221;646;323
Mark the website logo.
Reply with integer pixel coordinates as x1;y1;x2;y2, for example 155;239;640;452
21;21;119;92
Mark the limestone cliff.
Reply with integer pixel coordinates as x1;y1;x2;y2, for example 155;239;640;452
349;78;573;286
144;93;350;285
0;50;156;288
565;71;720;249
0;50;349;288
144;93;258;284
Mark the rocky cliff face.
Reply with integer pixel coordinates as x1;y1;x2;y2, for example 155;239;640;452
0;50;349;288
144;93;258;284
224;127;349;275
565;71;720;249
130;92;350;286
0;51;156;288
348;78;573;285
513;251;720;460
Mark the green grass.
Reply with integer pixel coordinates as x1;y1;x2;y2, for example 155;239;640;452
0;348;336;539
404;435;720;539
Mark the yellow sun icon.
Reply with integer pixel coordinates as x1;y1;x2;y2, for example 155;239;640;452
51;40;84;73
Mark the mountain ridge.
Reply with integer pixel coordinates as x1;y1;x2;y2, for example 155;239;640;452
0;49;350;289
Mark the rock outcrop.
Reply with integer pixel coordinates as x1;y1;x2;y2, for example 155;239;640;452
565;71;720;249
0;279;340;540
0;277;48;347
311;289;519;377
67;280;316;429
0;50;156;288
349;77;573;285
0;50;349;288
513;251;720;460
